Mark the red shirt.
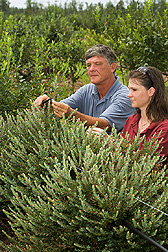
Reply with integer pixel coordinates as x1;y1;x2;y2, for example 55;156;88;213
122;113;168;160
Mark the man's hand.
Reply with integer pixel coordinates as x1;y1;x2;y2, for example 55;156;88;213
52;101;74;118
87;127;108;137
87;127;111;145
33;94;49;108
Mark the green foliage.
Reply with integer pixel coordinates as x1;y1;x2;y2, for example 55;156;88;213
0;14;81;117
0;1;168;250
0;0;10;15
109;0;168;71
1;1;168;117
0;108;167;251
53;31;87;92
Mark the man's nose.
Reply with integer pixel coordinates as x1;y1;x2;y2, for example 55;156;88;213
89;65;96;71
128;91;132;97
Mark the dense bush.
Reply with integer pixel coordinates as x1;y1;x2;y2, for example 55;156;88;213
0;108;167;251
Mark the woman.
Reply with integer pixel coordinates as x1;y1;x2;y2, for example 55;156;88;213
90;66;168;163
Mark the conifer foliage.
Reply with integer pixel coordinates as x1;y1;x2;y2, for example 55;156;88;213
0;107;167;251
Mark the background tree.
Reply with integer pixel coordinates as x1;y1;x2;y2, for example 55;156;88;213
0;0;10;14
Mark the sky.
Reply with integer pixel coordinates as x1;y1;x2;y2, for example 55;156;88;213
9;0;116;9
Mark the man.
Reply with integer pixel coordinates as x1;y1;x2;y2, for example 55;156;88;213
33;44;134;133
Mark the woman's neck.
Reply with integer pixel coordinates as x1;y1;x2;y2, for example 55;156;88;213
139;110;151;133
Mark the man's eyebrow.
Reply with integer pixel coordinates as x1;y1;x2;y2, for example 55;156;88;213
87;60;102;64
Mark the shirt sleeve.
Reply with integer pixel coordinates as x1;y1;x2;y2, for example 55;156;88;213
100;94;134;132
151;125;168;157
122;116;132;138
60;85;86;112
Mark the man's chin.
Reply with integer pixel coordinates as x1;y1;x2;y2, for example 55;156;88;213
90;76;99;82
90;79;100;85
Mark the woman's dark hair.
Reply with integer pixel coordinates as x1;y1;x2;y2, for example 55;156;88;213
127;66;168;121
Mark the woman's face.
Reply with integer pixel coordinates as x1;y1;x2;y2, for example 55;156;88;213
128;78;155;110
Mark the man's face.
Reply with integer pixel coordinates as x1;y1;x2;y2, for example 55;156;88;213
86;56;115;86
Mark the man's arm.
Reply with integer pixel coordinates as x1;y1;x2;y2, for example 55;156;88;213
52;101;111;131
72;110;111;130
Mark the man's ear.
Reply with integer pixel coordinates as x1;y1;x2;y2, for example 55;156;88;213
111;63;117;73
148;87;155;97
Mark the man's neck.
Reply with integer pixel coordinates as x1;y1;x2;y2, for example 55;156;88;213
97;77;116;100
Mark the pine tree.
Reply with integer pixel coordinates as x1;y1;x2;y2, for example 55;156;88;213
0;107;167;251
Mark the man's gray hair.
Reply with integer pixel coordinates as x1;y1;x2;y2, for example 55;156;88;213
85;44;117;65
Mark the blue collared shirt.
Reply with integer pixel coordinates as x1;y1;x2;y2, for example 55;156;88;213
61;76;134;132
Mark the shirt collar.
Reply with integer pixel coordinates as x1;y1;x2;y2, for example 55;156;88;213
92;76;120;99
131;113;161;134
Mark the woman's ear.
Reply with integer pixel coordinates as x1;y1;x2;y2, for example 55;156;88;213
148;87;155;97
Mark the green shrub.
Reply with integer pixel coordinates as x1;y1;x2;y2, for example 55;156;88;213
110;1;168;72
0;108;167;251
0;13;89;117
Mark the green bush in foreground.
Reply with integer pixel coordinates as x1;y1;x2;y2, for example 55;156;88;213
0;108;167;251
